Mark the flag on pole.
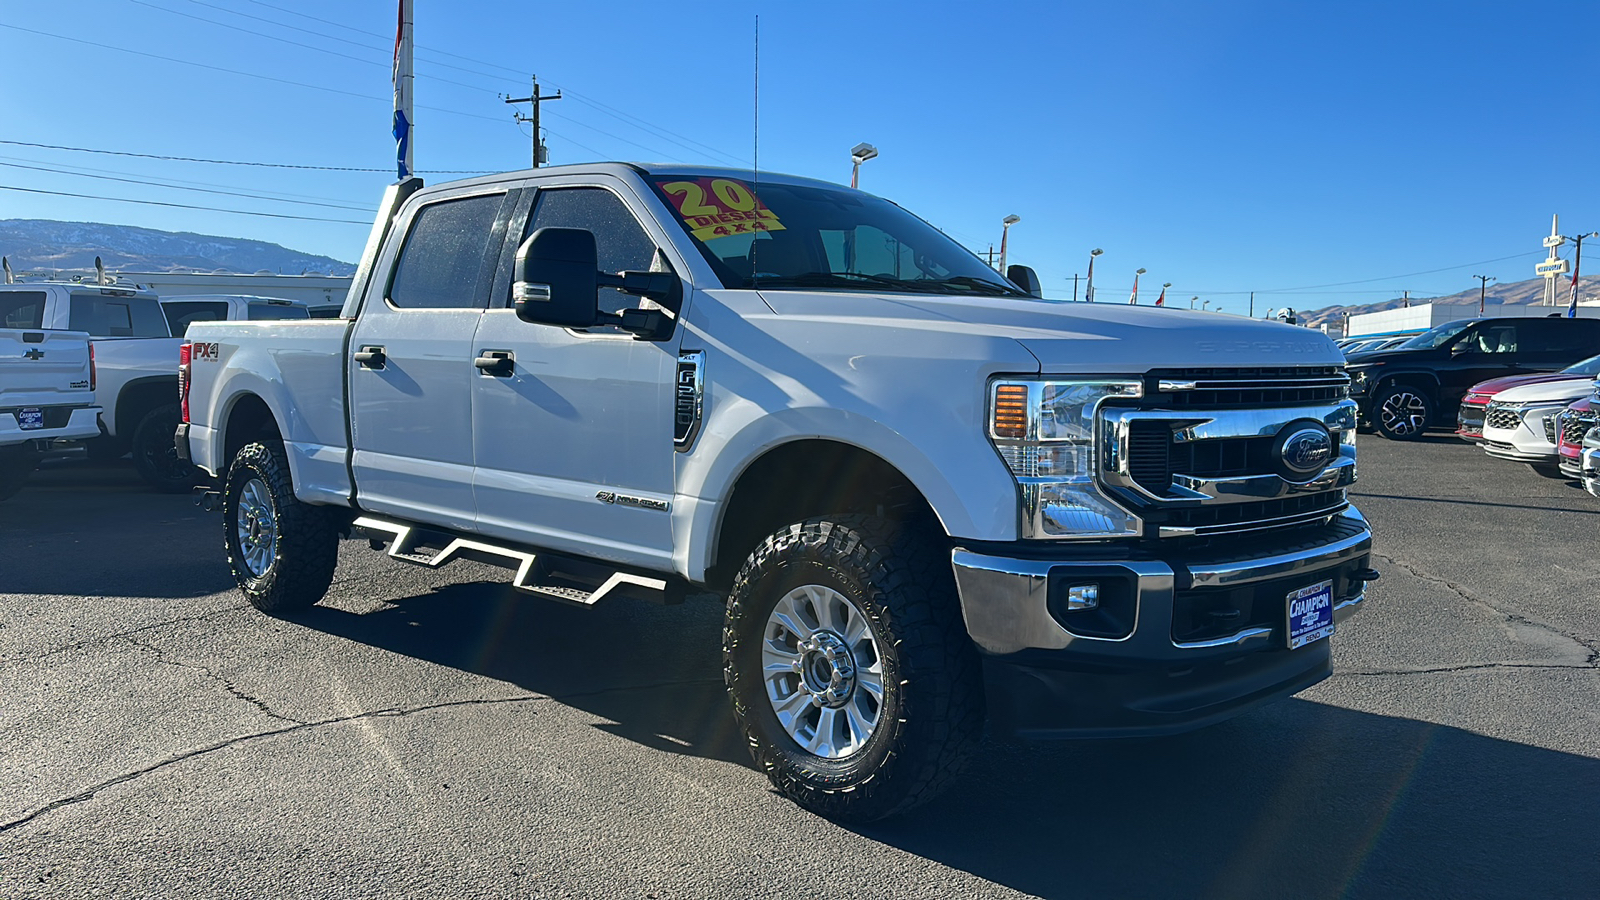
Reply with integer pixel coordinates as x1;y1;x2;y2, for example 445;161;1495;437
1128;271;1140;304
1155;286;1165;307
392;0;413;180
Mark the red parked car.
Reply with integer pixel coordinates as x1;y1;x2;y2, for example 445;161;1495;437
1458;353;1600;442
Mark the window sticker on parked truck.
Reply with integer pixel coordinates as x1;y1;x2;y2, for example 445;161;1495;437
655;177;785;241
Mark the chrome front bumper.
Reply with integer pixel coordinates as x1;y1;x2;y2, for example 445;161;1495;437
951;507;1374;738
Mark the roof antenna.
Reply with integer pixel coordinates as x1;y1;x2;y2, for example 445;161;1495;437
2;257;12;285
95;256;107;286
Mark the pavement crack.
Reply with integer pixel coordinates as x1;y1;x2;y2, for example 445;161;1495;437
1335;662;1600;677
118;635;305;726
3;606;250;665
0;677;723;835
1372;551;1600;668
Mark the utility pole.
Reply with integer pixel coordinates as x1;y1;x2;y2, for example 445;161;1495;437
1474;274;1494;315
986;245;995;269
1249;291;1254;317
1072;273;1079;302
504;76;562;168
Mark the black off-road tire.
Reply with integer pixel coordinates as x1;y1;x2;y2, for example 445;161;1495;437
723;515;984;822
1372;384;1433;441
223;441;339;615
131;403;197;493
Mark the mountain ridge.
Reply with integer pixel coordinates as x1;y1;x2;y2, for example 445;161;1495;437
0;219;355;277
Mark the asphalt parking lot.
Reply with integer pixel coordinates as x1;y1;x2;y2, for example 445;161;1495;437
2;437;1597;900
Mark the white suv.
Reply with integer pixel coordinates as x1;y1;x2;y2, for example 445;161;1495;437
1481;376;1597;476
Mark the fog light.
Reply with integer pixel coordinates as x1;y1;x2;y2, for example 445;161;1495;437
1066;584;1099;611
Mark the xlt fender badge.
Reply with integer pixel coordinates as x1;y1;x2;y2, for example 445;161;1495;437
674;350;705;451
596;491;670;512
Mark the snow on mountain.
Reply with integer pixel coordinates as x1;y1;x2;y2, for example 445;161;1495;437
0;219;356;277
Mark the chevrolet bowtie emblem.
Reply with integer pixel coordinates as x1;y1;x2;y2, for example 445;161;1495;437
22;349;44;360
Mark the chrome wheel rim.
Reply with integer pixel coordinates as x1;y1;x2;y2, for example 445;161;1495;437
1380;391;1427;436
761;584;884;759
235;477;277;577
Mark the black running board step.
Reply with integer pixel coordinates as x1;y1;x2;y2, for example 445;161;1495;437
352;515;670;606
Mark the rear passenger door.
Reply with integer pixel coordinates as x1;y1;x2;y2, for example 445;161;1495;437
348;186;513;532
469;177;685;570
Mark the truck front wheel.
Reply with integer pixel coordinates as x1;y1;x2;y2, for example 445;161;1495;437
722;516;983;822
223;441;338;615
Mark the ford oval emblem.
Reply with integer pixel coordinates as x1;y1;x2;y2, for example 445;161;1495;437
1278;426;1334;478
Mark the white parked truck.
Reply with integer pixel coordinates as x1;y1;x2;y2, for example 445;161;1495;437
0;280;191;491
0;315;100;499
179;165;1376;820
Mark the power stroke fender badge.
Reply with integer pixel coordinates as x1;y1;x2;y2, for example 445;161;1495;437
596;491;670;512
1274;423;1334;479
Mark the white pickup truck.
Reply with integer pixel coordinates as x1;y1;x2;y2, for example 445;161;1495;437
180;165;1376;820
0;280;191;491
0;315;100;499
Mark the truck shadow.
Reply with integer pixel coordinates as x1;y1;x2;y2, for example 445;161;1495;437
300;580;1600;900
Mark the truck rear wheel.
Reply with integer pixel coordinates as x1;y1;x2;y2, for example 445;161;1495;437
223;441;338;615
722;515;983;822
131;403;197;493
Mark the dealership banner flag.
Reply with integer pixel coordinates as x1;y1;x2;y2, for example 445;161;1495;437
393;0;413;180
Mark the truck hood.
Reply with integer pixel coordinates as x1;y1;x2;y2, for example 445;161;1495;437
755;291;1343;372
1492;376;1599;405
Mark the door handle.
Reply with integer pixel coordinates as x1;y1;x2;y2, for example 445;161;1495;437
474;350;514;376
354;346;386;368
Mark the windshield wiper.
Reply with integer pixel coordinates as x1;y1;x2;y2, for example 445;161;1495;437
918;275;1028;296
752;272;945;292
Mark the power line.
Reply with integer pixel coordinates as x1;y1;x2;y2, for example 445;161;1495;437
0;139;486;174
0;184;370;224
227;0;745;164
0;152;374;206
0;160;372;211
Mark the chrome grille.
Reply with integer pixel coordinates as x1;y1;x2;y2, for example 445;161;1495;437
1483;403;1522;431
1142;367;1349;409
1561;408;1598;445
1458;404;1485;433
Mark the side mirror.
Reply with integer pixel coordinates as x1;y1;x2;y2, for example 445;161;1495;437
513;227;601;328
1451;343;1472;356
1006;264;1043;298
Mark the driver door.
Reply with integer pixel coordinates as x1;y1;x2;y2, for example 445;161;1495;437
470;178;686;571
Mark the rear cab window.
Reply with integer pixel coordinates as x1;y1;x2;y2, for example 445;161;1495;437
0;291;47;329
69;293;171;337
163;301;230;336
246;302;309;321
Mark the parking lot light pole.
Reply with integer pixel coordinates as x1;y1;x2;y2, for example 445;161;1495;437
1086;248;1103;302
849;142;878;189
998;215;1021;273
1190;296;1199;309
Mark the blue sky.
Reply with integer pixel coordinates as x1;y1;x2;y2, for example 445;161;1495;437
1;0;1595;315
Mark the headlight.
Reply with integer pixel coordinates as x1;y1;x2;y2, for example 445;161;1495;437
989;379;1143;538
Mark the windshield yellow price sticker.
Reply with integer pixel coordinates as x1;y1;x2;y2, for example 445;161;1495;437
656;177;785;241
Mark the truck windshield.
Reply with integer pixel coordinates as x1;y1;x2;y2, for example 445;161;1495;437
1399;320;1473;350
648;174;1028;297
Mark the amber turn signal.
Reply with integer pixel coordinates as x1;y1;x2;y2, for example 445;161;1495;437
992;384;1029;438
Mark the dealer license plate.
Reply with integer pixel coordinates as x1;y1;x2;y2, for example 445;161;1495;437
1286;579;1334;649
18;408;43;430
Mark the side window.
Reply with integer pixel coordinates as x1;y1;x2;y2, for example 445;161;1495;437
522;187;658;314
388;193;504;309
1472;324;1518;354
1523;318;1597;354
0;291;47;329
